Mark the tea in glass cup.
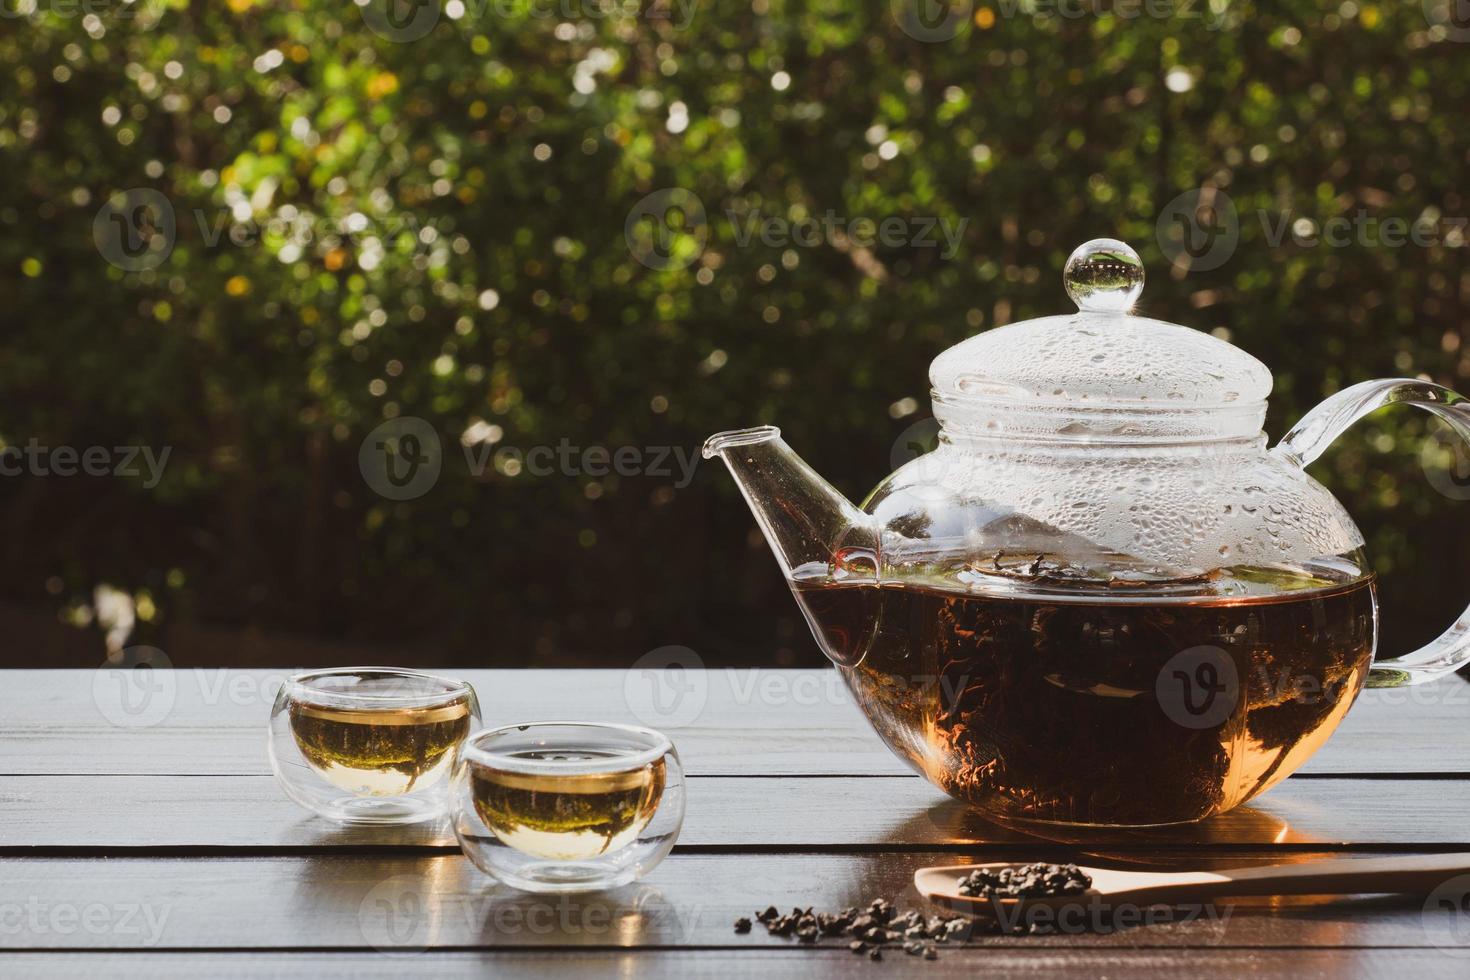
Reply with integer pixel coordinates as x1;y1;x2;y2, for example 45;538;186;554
269;667;479;825
452;723;684;892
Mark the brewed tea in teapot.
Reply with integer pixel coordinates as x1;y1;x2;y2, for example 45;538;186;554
794;567;1373;825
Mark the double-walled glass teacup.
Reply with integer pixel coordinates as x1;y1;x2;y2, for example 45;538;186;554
269;667;480;825
452;722;685;892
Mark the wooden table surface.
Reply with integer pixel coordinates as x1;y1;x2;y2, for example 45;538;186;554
5;667;1470;977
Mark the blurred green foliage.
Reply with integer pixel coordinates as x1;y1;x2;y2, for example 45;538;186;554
1;1;1468;665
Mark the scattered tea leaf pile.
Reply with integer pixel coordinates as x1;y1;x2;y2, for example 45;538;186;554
732;864;1101;960
956;862;1091;899
736;898;968;960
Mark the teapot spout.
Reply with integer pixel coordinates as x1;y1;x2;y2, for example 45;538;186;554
702;426;879;586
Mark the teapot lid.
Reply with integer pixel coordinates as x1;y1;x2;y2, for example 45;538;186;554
929;239;1272;442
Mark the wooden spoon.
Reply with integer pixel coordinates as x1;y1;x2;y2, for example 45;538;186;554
915;854;1470;913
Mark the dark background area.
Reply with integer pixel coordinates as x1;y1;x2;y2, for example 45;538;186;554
2;3;1469;668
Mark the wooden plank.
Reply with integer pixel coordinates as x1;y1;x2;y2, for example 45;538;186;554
0;949;1464;980
0;668;898;777
1;852;1469;952
6;774;1470;850
3;669;1468;777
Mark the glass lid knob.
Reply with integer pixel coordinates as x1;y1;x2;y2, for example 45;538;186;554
1063;238;1145;314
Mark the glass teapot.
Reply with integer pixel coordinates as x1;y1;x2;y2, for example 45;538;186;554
703;238;1470;827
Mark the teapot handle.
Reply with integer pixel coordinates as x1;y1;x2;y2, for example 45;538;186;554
1273;378;1470;688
